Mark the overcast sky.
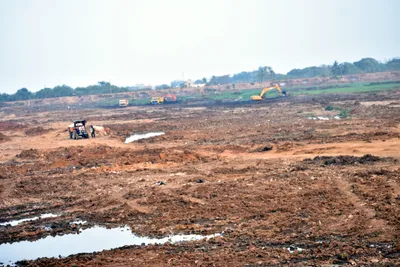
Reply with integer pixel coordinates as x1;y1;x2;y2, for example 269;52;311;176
0;0;399;93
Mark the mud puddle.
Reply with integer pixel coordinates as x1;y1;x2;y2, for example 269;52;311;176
287;245;305;253
0;225;220;264
0;213;60;227
125;132;165;143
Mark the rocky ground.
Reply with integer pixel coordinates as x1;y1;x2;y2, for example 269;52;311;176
0;90;399;266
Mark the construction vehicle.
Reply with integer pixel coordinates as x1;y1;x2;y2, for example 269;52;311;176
150;94;177;105
119;99;129;107
150;96;164;105
68;120;89;139
250;84;287;100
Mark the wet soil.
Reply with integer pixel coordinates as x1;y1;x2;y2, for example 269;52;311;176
0;90;399;266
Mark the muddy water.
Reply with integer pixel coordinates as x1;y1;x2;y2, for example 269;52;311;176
0;225;220;264
124;132;165;143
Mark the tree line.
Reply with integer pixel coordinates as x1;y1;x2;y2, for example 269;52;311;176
1;57;399;102
0;82;131;102
203;57;400;86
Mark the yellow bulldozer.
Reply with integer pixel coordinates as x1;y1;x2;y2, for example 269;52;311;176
251;84;287;100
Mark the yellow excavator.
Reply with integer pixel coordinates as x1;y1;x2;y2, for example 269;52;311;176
150;94;177;105
250;84;287;100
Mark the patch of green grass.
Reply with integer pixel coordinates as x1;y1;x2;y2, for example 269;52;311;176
291;82;400;96
204;81;400;102
92;99;119;108
129;98;150;105
325;106;334;111
207;91;239;100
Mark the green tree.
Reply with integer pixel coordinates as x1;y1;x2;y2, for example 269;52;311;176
14;88;33;101
170;80;184;88
340;62;361;74
209;76;217;85
354;58;385;73
257;66;273;82
232;71;252;83
35;88;54;99
98;81;108;87
386;58;400;70
194;79;204;84
0;93;10;102
287;65;332;78
53;85;74;97
331;61;341;75
155;84;171;90
209;75;230;85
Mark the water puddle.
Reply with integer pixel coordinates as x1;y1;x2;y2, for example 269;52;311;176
0;225;220;264
70;219;87;225
308;116;331;121
287;245;304;253
0;213;60;227
125;132;165;144
308;116;341;121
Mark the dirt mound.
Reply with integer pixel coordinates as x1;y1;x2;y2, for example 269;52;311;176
304;154;384;166
17;149;40;159
24;127;52;136
0;121;25;131
39;145;206;167
0;133;10;142
249;145;273;153
210;145;248;153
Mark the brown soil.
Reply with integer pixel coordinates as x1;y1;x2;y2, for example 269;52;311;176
0;133;9;143
0;90;399;266
24;126;53;136
303;154;391;166
0;121;26;131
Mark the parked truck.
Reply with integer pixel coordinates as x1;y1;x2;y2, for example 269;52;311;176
119;99;129;107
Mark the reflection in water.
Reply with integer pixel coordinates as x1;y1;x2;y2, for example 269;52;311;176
0;225;220;264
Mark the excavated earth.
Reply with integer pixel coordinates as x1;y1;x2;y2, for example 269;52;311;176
0;91;399;266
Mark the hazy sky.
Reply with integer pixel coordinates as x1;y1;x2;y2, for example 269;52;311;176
0;0;399;93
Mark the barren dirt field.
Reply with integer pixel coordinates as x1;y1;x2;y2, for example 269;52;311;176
0;91;399;266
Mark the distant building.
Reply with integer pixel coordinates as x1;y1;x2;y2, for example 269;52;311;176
183;79;194;87
193;83;205;88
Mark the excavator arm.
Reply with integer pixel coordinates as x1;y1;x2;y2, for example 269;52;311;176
251;84;287;100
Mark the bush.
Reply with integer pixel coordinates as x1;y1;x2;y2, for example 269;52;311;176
325;106;334;111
